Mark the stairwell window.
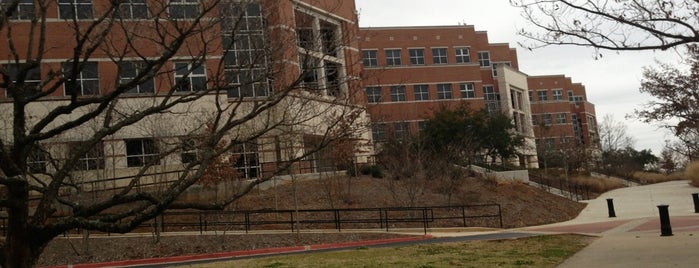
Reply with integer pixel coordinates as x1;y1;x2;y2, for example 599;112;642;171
118;62;154;94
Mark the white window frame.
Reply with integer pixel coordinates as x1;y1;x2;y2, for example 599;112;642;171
125;138;160;167
432;47;448;64
478;51;490;67
537;90;548;101
390;85;406;102
409;48;425;65
366;86;381;103
455;47;470;63
58;0;93;20
173;62;207;92
63;62;99;96
2;0;35;20
552;89;563;101
362;50;378;67
119;61;154;94
491;62;511;77
385;49;402;66
168;0;200;19
117;0;148;19
437;83;452;99
413;84;429;101
459;83;475;98
557;113;567;124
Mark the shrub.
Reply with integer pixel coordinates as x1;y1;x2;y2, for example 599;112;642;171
685;161;699;187
359;165;384;178
570;176;625;193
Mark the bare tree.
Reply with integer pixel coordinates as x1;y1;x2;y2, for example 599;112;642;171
636;45;699;160
598;114;635;153
511;0;699;51
0;1;367;267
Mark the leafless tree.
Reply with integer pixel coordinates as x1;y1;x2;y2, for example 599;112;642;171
598;114;635;153
511;0;699;51
0;1;366;267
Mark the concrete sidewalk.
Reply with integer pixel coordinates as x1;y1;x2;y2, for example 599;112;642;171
522;180;699;268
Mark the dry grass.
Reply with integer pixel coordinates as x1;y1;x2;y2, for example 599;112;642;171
192;234;594;268
570;176;625;193
633;161;699;185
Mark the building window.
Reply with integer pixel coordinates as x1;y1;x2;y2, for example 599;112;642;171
222;2;269;98
1;0;35;20
125;138;159;167
437;84;452;99
432;48;447;64
58;0;93;20
372;124;386;142
117;0;148;19
362;50;378;67
483;85;500;113
390;86;406;102
455;47;470;63
174;62;207;92
118;62;154;94
366;87;381;103
531;114;538;126
491;62;511;77
528;90;533;102
409;48;425;65
295;9;345;97
417;121;427;132
27;146;48;173
459;83;475;98
70;142;104;170
478;51;490;67
3;63;41;94
552;89;563;101
542;114;552;125
385;49;401;66
557;113;567;124
568;91;574;101
413;84;429;101
180;137;198;164
168;0;199;19
63;62;99;96
232;141;260;179
537;90;548;101
394;122;409;139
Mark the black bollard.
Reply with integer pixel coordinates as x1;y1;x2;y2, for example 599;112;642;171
692;193;699;213
657;205;673;236
606;198;616;218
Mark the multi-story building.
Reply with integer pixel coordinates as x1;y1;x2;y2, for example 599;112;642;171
359;25;539;168
0;0;371;190
527;75;599;161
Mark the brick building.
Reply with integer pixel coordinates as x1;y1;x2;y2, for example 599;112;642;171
359;25;539;168
0;0;371;189
528;75;599;162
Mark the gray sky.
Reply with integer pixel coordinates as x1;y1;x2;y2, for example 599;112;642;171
355;0;684;155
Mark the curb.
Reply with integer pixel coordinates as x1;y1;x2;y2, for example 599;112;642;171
42;235;433;268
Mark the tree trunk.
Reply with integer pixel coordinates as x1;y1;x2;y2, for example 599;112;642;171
3;179;44;268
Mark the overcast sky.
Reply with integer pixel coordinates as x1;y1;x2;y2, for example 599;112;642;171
355;0;684;155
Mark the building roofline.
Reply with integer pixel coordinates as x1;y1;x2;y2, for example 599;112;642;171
359;25;475;31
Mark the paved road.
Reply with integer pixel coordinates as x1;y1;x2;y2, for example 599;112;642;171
522;180;699;268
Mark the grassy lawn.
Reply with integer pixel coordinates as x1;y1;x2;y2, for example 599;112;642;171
189;234;594;268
